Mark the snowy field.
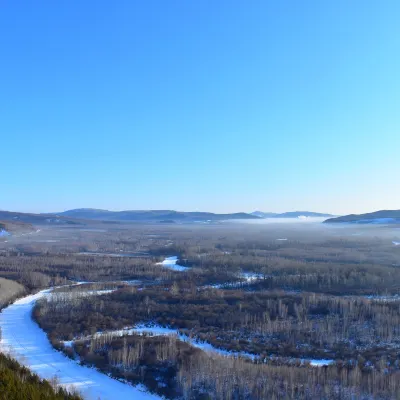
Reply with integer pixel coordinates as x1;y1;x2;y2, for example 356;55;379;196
0;290;161;400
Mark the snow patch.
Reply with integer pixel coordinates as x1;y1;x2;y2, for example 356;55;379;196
0;229;10;237
240;272;264;282
307;359;334;367
156;256;188;271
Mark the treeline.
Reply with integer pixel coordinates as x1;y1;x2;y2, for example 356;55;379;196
1;225;399;296
180;252;400;295
0;353;82;400
34;285;400;364
0;277;25;309
3;223;400;399
60;332;400;399
0;253;181;290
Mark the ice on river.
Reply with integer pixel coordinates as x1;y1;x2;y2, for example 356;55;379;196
0;290;161;400
72;324;257;361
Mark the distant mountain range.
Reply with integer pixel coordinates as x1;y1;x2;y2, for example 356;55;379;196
0;208;337;226
324;210;400;224
57;209;259;222
0;210;78;225
251;211;334;218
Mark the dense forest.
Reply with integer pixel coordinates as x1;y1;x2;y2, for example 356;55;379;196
34;284;400;361
0;277;25;309
1;222;400;399
0;353;82;400
60;331;400;400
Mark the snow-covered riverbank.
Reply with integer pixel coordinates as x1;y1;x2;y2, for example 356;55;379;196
0;289;161;400
64;324;257;360
65;324;333;367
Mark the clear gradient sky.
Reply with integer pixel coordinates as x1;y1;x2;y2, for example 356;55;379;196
1;1;399;215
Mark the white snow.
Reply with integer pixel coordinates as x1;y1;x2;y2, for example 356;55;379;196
393;241;400;246
240;272;264;282
75;324;257;361
156;256;188;271
0;229;10;237
365;294;400;302
0;290;161;400
276;238;288;241
123;279;142;286
75;324;335;367
307;359;334;367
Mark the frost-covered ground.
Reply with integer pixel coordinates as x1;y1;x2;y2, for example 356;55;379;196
157;256;188;271
0;290;161;400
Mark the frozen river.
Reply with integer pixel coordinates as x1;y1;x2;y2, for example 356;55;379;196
0;289;161;400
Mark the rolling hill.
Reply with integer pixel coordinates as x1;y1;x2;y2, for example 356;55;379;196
58;209;260;222
251;211;334;218
0;210;82;226
324;210;400;224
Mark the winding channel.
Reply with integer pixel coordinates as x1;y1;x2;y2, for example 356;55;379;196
0;256;334;398
0;288;160;400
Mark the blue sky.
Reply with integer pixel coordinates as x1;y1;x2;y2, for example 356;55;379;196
1;1;399;214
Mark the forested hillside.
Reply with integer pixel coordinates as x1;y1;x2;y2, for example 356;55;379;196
0;353;82;400
0;277;82;400
0;277;25;309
